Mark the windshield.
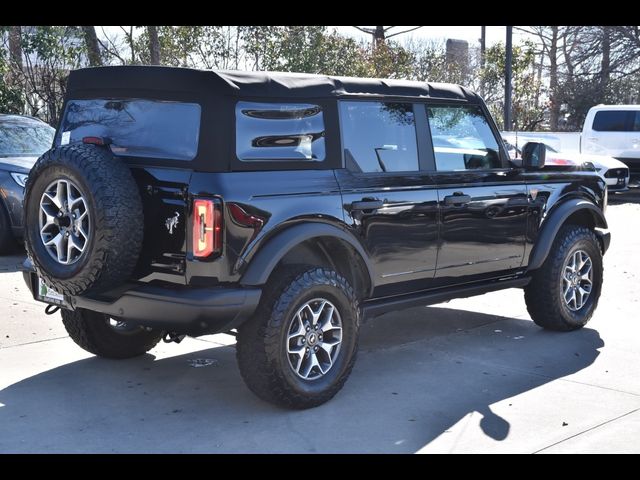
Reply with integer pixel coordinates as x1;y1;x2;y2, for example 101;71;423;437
0;122;55;157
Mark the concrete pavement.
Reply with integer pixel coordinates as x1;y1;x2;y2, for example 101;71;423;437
1;194;639;453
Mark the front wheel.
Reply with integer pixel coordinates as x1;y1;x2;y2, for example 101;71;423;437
61;308;163;359
236;266;360;409
525;225;604;331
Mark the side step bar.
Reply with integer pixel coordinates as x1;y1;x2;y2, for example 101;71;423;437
362;277;531;319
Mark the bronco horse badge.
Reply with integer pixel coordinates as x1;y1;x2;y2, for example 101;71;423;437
166;212;180;234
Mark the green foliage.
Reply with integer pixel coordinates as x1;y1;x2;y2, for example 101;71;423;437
15;26;88;124
481;41;545;130
11;24;632;134
0;47;23;113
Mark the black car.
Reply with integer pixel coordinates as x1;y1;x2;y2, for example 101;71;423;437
0;114;55;253
21;66;610;409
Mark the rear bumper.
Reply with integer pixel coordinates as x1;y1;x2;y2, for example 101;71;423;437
22;266;261;336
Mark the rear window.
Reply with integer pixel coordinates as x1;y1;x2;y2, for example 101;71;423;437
236;101;326;162
592;110;636;132
57;99;201;160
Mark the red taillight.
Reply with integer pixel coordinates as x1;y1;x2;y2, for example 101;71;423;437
192;199;222;258
82;136;110;145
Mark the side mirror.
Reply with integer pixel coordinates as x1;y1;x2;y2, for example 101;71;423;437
522;142;546;169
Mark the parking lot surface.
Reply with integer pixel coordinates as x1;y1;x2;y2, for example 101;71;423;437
1;191;639;453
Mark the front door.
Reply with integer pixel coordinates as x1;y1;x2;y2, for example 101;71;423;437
425;103;528;283
336;100;439;297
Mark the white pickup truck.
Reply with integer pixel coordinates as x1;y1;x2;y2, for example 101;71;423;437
503;104;640;175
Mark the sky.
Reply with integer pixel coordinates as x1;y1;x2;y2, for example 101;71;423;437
332;26;526;47
99;26;528;48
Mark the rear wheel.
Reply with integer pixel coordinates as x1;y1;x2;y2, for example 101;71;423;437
236;266;360;409
61;308;163;359
525;225;603;331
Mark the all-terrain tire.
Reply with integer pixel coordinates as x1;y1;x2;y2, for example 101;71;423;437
236;266;360;409
24;144;143;295
524;225;603;331
61;308;163;359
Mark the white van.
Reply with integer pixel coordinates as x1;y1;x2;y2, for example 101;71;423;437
581;105;640;173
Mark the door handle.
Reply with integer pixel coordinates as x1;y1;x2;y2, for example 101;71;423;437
351;199;384;211
444;193;471;206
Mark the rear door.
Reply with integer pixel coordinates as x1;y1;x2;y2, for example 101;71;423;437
425;103;528;283
335;100;439;297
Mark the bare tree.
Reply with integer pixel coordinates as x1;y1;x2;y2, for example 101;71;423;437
8;26;23;69
353;26;423;47
147;26;160;65
81;26;102;66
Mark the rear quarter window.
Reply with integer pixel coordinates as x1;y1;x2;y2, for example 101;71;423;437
592;110;635;132
235;101;326;162
57;98;201;160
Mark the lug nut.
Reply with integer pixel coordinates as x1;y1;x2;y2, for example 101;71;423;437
301;338;305;344
306;326;310;332
314;346;318;352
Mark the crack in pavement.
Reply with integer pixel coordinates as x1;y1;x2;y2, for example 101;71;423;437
532;407;640;454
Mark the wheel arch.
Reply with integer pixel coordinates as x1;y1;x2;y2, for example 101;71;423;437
527;198;608;272
240;223;375;298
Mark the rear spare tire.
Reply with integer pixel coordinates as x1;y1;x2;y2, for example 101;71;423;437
24;144;143;295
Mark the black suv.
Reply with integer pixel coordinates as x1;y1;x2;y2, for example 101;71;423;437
21;66;610;409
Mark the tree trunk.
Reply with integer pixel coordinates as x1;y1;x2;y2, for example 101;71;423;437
549;26;560;131
600;26;611;101
81;26;102;66
8;26;23;69
373;26;385;47
147;26;161;65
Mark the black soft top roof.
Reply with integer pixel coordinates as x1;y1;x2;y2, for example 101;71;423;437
66;65;480;103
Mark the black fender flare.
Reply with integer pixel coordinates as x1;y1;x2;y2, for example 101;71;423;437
527;199;608;272
239;223;375;296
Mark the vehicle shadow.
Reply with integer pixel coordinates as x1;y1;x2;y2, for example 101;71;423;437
0;306;603;453
0;252;26;273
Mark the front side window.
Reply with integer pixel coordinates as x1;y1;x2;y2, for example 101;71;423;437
236;102;325;162
57;98;201;161
428;105;502;171
339;101;419;173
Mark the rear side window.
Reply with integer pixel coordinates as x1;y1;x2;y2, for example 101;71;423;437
339;101;419;173
236;102;325;162
592;110;636;132
57;99;201;160
427;104;502;171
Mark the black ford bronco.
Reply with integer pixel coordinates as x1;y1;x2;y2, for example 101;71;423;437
22;66;610;409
